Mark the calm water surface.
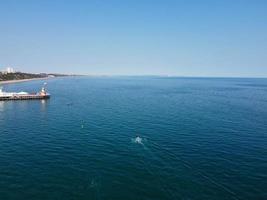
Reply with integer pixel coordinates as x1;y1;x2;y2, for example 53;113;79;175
0;77;266;200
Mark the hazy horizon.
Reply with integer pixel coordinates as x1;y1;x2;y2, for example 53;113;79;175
1;1;267;77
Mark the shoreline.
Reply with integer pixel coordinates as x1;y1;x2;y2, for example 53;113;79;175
0;77;51;85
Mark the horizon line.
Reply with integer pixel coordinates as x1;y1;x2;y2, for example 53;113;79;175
65;74;267;79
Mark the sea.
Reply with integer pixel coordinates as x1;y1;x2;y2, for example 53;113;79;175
0;76;266;200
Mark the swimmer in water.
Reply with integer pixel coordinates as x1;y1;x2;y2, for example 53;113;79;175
135;136;142;144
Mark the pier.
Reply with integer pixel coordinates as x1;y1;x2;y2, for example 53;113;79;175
0;84;50;101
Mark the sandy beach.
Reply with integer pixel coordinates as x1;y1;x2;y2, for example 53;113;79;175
0;77;51;85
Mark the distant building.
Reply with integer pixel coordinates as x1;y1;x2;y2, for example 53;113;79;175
1;67;15;74
6;67;15;73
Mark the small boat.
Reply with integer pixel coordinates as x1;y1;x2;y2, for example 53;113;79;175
0;83;50;101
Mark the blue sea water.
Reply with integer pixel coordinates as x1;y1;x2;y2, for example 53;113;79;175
0;77;266;200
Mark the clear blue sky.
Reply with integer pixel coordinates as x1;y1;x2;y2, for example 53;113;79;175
1;0;267;77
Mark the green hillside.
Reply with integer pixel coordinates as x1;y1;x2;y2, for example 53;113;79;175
0;72;47;81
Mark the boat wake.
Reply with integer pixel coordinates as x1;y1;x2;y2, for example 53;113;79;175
146;139;240;200
131;136;179;199
130;135;240;199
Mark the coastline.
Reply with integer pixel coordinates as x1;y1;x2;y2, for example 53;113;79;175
0;77;51;85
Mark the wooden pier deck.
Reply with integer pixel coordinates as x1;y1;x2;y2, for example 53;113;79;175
0;95;50;101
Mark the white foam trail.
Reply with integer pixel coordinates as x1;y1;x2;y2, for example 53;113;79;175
132;136;143;144
131;136;179;199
